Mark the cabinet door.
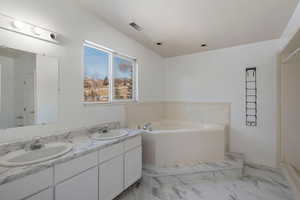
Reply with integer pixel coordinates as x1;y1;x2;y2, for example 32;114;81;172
0;168;52;200
55;167;98;200
99;155;123;200
124;146;142;188
26;188;53;200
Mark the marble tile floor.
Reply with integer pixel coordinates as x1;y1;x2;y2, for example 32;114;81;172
116;164;295;200
142;153;244;178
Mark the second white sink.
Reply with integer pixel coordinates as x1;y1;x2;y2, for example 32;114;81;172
92;129;128;141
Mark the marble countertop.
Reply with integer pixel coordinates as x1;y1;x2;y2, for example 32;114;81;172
0;122;143;186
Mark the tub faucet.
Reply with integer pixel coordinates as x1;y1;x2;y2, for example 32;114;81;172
143;123;152;130
98;126;109;134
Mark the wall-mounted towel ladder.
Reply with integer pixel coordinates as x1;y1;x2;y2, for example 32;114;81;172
245;67;257;127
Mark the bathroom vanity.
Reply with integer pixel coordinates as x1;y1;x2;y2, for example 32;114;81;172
0;124;142;200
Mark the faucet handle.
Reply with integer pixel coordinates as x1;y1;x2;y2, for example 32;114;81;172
143;122;152;130
27;136;44;151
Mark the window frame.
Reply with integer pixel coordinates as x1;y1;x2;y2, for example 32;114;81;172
83;40;138;104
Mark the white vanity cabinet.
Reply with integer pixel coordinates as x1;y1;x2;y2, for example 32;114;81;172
98;142;124;200
0;168;52;200
55;167;98;200
53;135;141;200
54;151;98;184
124;146;142;189
54;151;98;200
98;135;142;200
99;155;123;200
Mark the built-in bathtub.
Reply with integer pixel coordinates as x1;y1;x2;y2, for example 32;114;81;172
141;121;225;168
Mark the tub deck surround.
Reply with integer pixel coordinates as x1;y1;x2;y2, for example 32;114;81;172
116;164;294;200
0;122;142;186
142;153;244;179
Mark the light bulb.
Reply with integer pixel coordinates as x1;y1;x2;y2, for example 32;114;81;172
33;27;42;35
12;20;25;29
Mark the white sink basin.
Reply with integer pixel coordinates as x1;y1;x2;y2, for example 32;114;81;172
92;129;128;141
0;142;73;167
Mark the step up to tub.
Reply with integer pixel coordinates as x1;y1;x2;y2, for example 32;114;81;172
142;152;244;180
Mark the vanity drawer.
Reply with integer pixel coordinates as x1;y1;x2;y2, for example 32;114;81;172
54;151;98;184
99;142;123;163
0;168;52;200
124;136;141;151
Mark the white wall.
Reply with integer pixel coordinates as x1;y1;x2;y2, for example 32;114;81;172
0;0;164;142
282;55;300;171
280;0;300;171
164;40;280;167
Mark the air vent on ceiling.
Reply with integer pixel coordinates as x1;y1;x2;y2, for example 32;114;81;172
129;22;143;31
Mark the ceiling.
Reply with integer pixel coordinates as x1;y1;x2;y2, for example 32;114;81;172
79;0;300;57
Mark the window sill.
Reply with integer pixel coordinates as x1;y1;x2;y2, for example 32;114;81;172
82;100;138;106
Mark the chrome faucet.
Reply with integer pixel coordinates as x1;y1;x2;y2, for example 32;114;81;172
98;126;109;134
143;123;152;130
28;137;44;150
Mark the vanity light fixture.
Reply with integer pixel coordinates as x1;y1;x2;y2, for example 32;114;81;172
0;13;60;44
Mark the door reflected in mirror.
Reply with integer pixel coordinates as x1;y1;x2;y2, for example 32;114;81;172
0;47;59;129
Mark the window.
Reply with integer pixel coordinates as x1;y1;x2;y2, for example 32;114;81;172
84;45;109;103
113;55;134;101
83;41;137;103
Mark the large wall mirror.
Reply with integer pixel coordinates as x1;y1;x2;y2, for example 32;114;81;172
0;46;59;129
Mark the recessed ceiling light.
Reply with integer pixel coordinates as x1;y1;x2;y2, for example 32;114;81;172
201;43;207;47
156;42;163;46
